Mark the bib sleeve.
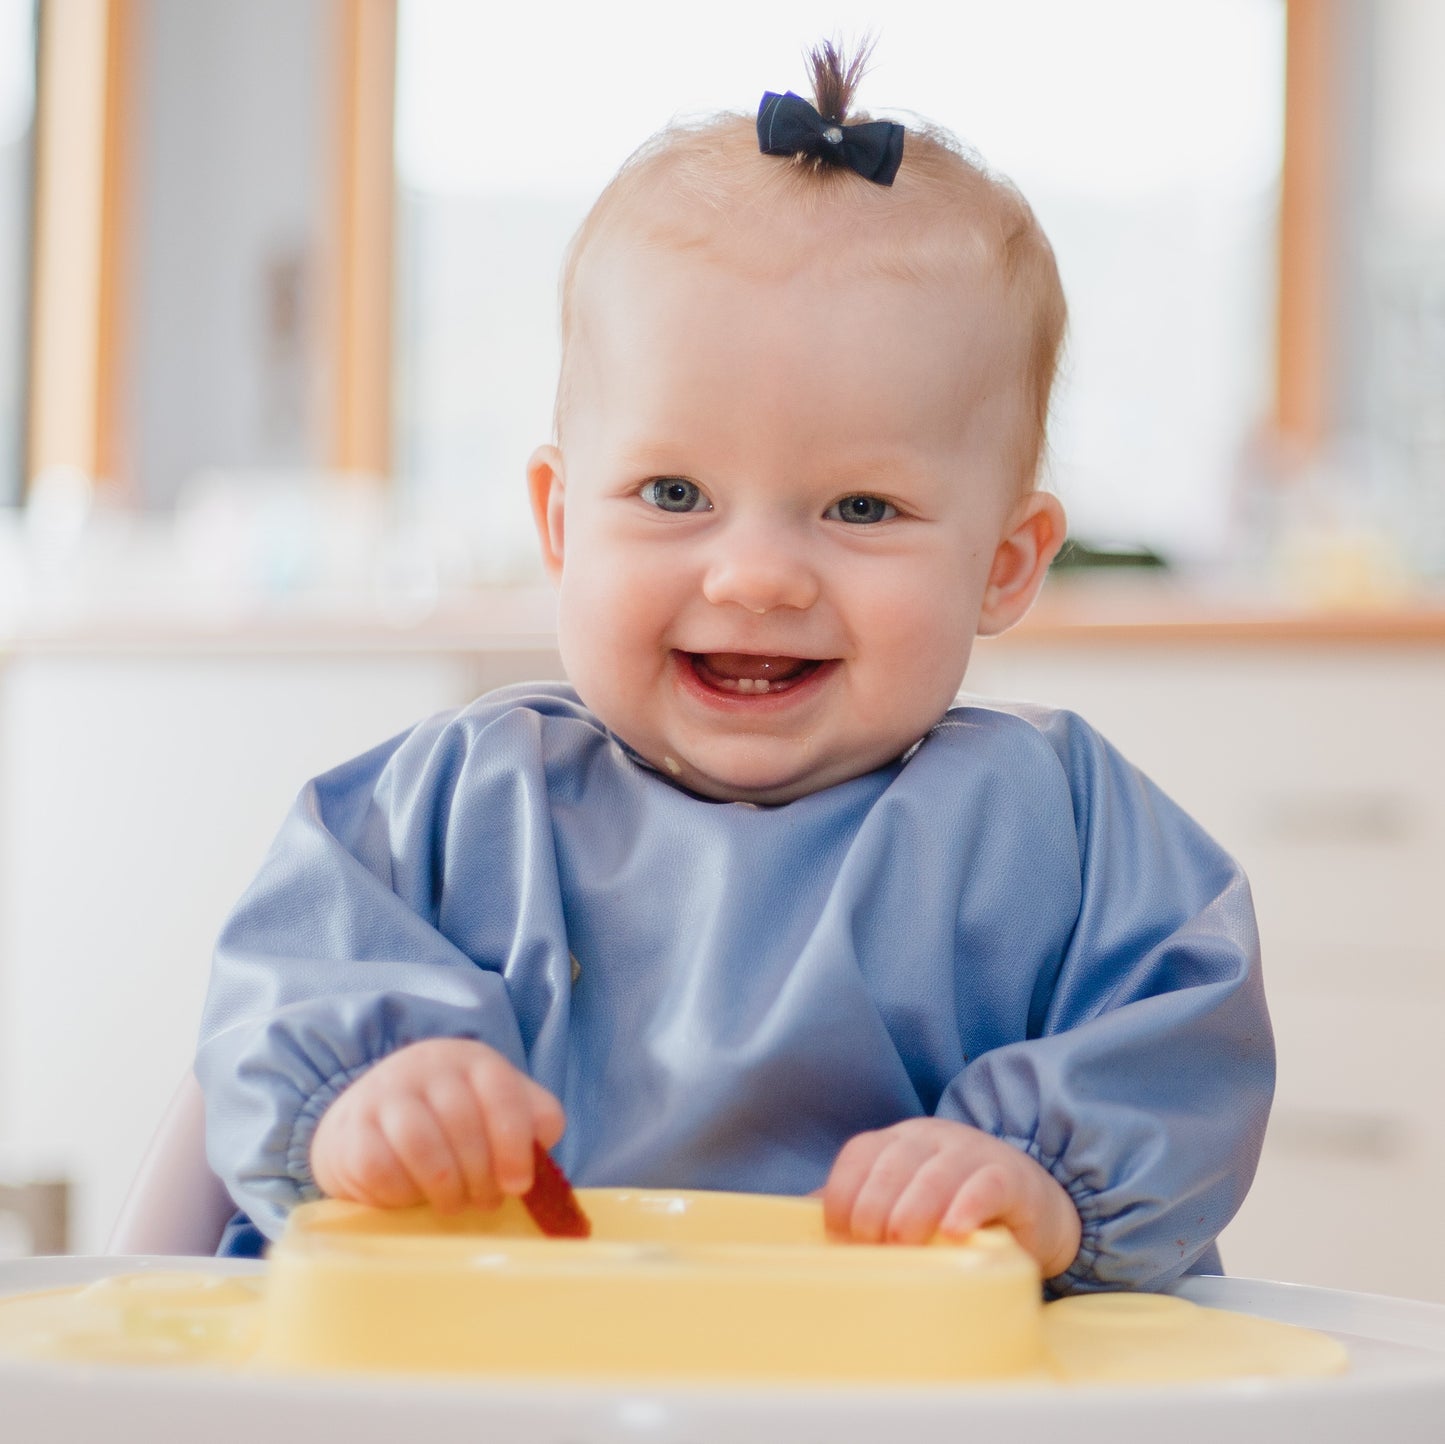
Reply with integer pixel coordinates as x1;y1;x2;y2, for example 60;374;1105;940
935;709;1272;1294
195;718;536;1240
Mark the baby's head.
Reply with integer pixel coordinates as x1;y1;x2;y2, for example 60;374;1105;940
529;45;1068;805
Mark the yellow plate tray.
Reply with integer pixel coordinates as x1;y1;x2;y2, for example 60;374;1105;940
258;1189;1043;1381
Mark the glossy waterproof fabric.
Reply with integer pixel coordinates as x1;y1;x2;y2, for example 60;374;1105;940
196;683;1272;1294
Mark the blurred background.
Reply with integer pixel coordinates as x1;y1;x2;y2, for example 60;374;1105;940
0;0;1442;1301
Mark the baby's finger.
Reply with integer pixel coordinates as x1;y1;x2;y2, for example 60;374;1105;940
376;1095;468;1213
883;1151;969;1244
846;1135;936;1244
939;1161;1014;1239
466;1057;541;1196
422;1072;502;1209
525;1079;567;1151
821;1131;887;1237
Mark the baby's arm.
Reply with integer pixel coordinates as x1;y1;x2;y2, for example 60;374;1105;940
310;1039;564;1213
804;706;1271;1294
823;1119;1081;1278
196;706;572;1240
886;706;1272;1295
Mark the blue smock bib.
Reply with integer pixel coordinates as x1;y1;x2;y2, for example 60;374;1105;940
197;683;1271;1293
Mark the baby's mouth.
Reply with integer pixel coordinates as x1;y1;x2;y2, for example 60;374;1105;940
685;652;824;695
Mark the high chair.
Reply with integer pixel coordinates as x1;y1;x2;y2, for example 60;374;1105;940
106;1071;237;1255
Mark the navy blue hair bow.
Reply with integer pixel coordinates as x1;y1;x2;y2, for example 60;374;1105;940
756;90;904;186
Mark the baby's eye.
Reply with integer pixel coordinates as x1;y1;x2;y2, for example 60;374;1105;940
641;478;710;513
826;494;897;525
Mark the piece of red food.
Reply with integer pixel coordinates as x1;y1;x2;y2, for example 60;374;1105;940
522;1142;591;1238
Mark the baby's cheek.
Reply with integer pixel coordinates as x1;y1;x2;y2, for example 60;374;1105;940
555;575;624;679
554;580;661;751
576;551;683;663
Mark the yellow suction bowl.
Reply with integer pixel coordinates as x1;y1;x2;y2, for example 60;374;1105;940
255;1190;1043;1382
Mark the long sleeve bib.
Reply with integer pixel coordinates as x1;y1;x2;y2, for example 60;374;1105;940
197;683;1271;1293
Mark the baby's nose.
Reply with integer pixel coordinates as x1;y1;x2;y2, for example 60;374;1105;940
700;530;820;614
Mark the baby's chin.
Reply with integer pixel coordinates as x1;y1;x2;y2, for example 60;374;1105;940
633;741;890;807
658;768;819;808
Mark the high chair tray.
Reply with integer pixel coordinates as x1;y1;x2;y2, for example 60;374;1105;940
3;1256;1445;1444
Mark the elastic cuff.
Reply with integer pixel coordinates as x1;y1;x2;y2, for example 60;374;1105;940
997;1133;1104;1298
285;1060;380;1199
1042;1176;1106;1297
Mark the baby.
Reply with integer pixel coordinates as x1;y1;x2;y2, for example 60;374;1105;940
197;45;1272;1294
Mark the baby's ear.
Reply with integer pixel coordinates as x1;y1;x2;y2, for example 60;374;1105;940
527;446;567;583
976;490;1066;638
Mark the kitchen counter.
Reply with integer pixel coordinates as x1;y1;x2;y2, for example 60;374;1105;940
1013;574;1445;644
5;575;1445;657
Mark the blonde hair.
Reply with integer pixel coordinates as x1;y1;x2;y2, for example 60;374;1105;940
554;44;1067;490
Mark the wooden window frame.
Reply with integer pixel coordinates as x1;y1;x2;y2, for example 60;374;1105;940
25;0;397;498
1275;0;1339;454
26;0;128;492
330;0;396;476
359;1;1338;463
23;0;1336;500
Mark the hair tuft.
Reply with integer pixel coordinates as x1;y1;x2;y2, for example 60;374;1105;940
806;36;875;123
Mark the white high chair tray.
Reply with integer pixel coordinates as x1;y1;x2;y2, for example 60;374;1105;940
3;1257;1445;1444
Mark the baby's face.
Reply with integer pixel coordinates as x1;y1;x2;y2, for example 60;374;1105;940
530;239;1056;804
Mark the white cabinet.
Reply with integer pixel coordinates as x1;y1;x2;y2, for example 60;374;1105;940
966;636;1445;1302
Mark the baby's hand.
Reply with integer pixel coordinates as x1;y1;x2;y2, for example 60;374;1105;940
310;1039;565;1214
822;1118;1082;1279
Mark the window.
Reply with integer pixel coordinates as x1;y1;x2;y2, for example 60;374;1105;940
0;0;35;506
392;0;1285;574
